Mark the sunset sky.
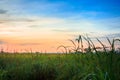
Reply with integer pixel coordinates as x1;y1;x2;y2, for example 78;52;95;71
0;0;120;53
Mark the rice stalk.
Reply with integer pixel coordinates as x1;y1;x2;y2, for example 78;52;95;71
83;36;92;53
96;38;107;53
57;45;68;54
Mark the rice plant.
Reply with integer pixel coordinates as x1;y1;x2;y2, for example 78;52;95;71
0;35;120;80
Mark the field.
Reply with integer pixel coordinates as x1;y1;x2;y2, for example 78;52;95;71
1;0;120;80
0;36;120;80
0;52;120;80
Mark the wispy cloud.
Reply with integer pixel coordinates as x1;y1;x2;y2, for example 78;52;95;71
0;0;65;17
0;13;120;38
0;40;7;44
52;28;83;33
96;17;120;29
0;19;35;23
103;33;120;39
19;43;42;46
0;9;7;14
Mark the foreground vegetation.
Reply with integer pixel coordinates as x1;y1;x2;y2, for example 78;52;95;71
0;35;120;80
0;52;120;80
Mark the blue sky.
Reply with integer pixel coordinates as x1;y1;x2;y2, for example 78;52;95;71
18;0;120;17
1;0;120;17
0;0;120;52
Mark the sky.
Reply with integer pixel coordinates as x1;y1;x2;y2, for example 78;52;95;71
0;0;120;53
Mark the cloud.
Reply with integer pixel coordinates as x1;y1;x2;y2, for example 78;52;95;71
95;17;120;30
19;43;42;46
52;28;81;33
0;18;35;23
85;32;120;39
0;0;65;17
8;19;35;22
0;40;7;44
0;16;37;25
0;21;4;23
0;9;7;14
28;25;41;28
103;33;120;38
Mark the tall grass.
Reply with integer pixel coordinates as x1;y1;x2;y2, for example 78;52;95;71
0;53;120;80
0;35;120;80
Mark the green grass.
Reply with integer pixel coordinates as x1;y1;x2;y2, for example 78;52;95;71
0;35;120;80
0;53;120;80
